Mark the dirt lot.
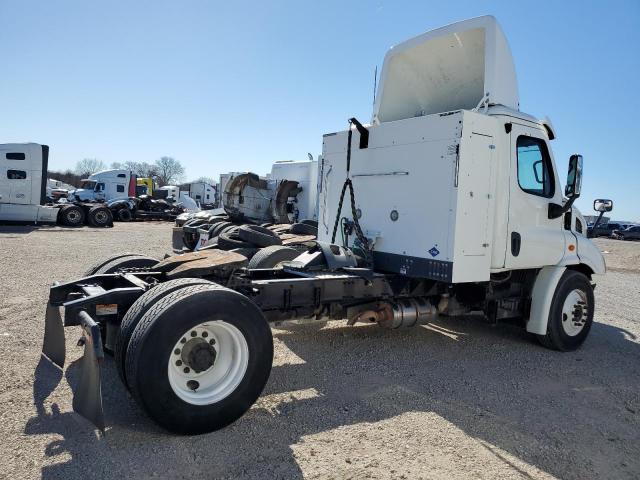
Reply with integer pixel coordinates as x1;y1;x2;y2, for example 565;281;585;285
0;223;638;480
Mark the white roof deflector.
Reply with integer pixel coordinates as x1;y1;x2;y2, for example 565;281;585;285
372;16;519;124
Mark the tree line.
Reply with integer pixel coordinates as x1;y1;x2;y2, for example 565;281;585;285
71;156;185;186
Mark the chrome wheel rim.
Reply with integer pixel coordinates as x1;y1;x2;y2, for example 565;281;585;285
561;289;589;337
167;321;249;405
67;210;81;223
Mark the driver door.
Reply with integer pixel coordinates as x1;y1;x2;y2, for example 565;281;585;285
504;124;565;269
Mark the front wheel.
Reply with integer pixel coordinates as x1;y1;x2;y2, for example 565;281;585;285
125;284;273;434
537;270;594;351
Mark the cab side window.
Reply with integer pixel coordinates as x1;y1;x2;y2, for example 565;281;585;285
117;184;125;193
516;136;554;198
96;183;105;192
7;170;27;179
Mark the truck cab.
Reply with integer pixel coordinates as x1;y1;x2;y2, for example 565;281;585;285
0;143;58;223
69;169;136;202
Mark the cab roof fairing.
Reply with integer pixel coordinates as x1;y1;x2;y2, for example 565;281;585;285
371;15;519;125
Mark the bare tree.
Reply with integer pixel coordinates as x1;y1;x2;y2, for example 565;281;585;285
138;162;158;178
75;158;106;177
110;162;123;169
154;156;185;186
194;176;216;185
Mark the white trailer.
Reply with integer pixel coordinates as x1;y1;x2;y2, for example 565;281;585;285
179;182;216;208
41;16;613;435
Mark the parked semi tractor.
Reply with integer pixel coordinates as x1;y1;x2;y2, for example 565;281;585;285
0;143;112;226
41;16;612;435
69;168;137;202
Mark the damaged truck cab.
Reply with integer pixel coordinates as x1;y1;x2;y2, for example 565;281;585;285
41;16;611;435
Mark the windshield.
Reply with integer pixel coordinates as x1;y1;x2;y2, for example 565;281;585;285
80;181;96;189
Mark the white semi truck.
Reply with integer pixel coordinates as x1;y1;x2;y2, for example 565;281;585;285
41;16;612;435
0;143;113;226
68;169;137;202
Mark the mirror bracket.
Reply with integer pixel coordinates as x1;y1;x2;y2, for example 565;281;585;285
548;198;576;220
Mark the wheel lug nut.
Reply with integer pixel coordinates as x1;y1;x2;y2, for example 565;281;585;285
174;348;181;355
183;367;190;374
209;339;216;345
176;360;182;366
202;331;208;338
180;338;186;344
190;331;197;337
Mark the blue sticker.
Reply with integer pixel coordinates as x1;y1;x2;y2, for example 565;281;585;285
428;246;440;257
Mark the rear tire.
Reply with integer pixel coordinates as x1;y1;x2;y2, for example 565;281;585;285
125;284;273;434
84;252;142;276
115;278;213;388
60;205;85;227
117;208;133;222
88;206;113;227
247;245;300;269
93;254;158;274
537;270;594;351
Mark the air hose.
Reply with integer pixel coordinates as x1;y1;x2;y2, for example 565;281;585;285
331;118;372;266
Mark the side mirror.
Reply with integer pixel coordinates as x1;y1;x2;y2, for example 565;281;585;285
565;154;583;198
593;199;613;212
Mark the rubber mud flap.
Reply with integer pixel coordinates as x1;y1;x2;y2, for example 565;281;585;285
72;311;105;434
42;302;65;368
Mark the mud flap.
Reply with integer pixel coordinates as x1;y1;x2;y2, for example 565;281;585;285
42;302;65;368
72;311;106;434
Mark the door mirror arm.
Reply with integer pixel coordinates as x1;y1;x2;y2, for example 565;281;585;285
548;197;577;219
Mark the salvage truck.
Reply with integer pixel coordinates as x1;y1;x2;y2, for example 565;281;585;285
0;143;113;226
41;16;613;435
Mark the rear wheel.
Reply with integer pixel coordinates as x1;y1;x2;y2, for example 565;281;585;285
537;270;594;351
60;205;85;227
117;208;133;222
88;206;113;227
125;284;273;434
115;278;213;388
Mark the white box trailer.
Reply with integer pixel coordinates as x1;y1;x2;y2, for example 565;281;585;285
179;182;216;208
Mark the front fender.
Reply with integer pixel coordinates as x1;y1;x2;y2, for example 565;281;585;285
527;266;566;335
576;236;606;275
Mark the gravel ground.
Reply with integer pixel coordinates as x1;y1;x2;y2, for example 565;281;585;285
0;224;638;480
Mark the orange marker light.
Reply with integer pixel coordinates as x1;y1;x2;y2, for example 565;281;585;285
568;244;575;252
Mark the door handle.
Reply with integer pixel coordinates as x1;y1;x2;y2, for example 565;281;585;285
511;232;521;257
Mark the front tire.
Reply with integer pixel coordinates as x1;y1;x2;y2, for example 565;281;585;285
537;270;594;351
125;284;273;434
